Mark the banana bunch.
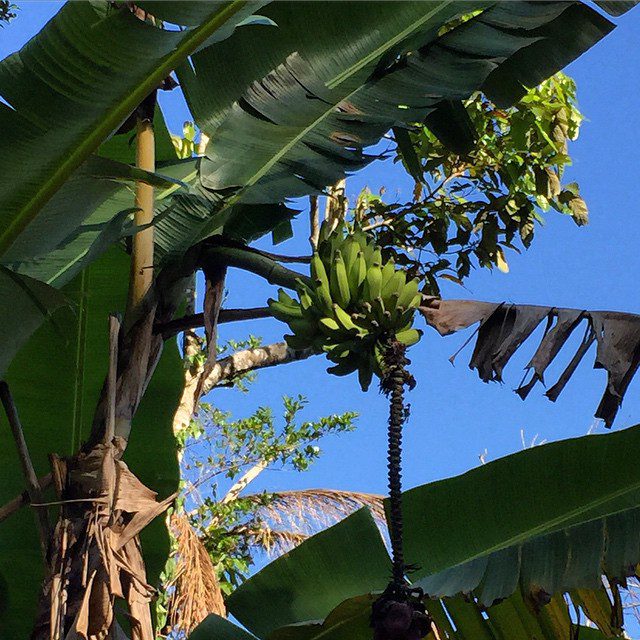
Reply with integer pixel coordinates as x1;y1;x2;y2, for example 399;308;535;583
268;225;423;391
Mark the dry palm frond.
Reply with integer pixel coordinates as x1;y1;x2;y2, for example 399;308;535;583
243;527;309;556
240;488;386;555
165;513;225;638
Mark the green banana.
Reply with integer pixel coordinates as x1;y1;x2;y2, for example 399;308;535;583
277;288;298;306
289;318;316;338
300;290;314;311
395;328;422;347
327;360;360;377
382;270;406;304
311;251;329;283
347;251;366;298
371;297;386;323
358;358;374;391
380;258;396;290
397;278;420;308
342;237;361;272
319;317;341;336
313;277;334;316
268;299;303;323
330;250;351;308
333;304;366;335
364;264;383;300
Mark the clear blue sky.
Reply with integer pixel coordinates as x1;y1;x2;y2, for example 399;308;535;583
4;0;640;570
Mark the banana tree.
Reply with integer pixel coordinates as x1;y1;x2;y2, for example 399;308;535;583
0;1;636;638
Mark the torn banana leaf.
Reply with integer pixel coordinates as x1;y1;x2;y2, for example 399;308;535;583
420;299;640;427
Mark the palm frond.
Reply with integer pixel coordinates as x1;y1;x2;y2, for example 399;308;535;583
216;489;387;558
243;488;386;539
244;527;309;557
166;513;225;638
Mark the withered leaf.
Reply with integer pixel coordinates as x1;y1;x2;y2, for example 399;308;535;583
41;441;174;640
420;299;640;427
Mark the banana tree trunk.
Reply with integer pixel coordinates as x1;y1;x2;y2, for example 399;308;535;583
30;113;181;640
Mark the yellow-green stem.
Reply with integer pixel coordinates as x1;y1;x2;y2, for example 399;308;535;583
128;118;155;311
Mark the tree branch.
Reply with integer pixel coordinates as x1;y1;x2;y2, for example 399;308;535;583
172;342;314;438
221;461;268;505
157;307;272;337
0;382;50;557
200;342;314;397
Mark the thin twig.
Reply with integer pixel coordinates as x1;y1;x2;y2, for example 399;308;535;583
362;217;396;232
0;382;50;558
0;473;51;523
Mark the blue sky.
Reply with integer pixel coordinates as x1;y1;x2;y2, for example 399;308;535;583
4;0;640;583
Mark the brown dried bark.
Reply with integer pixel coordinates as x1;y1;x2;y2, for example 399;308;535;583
32;445;175;640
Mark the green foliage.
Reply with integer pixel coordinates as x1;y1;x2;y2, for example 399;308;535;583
200;424;640;640
268;224;422;391
366;73;587;294
0;1;16;24
0;249;182;638
178;395;357;592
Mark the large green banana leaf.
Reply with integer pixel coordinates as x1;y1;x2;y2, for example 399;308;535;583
0;248;182;639
0;266;68;377
0;156;186;377
155;0;618;256
208;425;640;640
191;596;612;640
0;0;264;263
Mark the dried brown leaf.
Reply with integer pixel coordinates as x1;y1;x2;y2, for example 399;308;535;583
420;300;640;427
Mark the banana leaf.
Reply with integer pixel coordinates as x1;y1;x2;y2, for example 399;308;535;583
213;425;640;639
155;0;617;256
0;0;263;263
